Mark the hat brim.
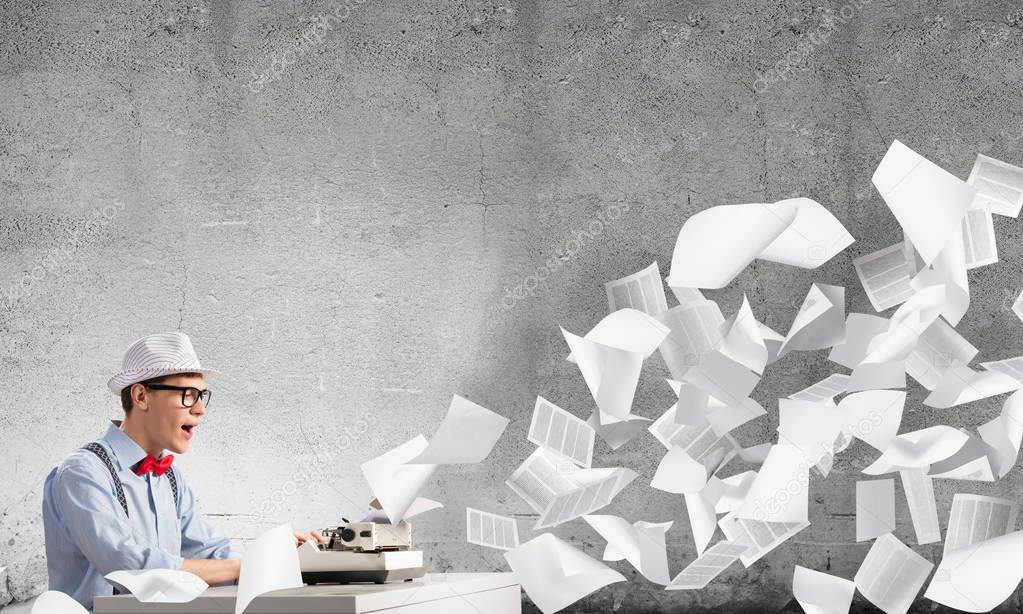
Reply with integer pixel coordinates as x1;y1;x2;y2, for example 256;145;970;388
108;367;221;395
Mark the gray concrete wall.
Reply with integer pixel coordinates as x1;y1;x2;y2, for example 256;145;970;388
1;0;1022;611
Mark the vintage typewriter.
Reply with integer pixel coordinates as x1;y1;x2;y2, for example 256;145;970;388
299;518;426;584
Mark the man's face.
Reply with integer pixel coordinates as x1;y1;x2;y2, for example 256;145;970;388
134;373;207;454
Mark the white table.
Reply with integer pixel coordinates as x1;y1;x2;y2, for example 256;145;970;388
94;573;520;614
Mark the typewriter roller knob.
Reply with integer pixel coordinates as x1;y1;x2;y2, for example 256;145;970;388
340;527;357;542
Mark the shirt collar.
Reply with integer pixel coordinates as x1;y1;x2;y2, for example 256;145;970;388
102;419;162;471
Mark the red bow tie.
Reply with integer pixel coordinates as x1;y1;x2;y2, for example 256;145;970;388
135;454;174;476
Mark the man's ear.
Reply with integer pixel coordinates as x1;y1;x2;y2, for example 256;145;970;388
130;383;148;412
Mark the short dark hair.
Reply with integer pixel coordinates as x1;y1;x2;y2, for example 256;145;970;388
120;372;203;413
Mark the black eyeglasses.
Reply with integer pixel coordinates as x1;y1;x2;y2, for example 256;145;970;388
143;384;212;409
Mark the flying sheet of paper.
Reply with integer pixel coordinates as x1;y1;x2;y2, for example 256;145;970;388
967;153;1023;217
909;223;969;327
104;569;208;603
853;242;918;313
670;286;706;305
583;515;673;585
718;509;809;567
904;317;978;390
535;467;638;529
792;565;856;614
717;296;769;375
664;540;749;590
871;140;975;266
680;350;761;417
236;523;302;614
925;529;1023;612
504;533;626;614
466;507;520;551
778;283;846;357
668;379;710;425
862;425;969;474
30;591;88;614
944;493;1018;556
684;490;719;555
829;313;889;368
735;444;810;523
980;355;1023;380
666;197;853;289
856;479;895;542
568;308;671;360
651;445;726;494
605;262;669;315
362;496;443;523
506;447;579;514
859;275;945;369
961;200;998;269
923;360;1023;408
777;398;841;455
648;407;737;466
562;328;644;423
835;389;907;453
704;471;758;515
789;373;850;403
927;435;995;482
586;410;650;450
854;532;933;614
410;395;509;464
361;435;438;524
655;301;725;379
528;396;595;468
978;388;1023;478
900;469;942;545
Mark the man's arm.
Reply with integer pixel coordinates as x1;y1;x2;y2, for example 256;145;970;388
175;469;238;562
181;558;241;584
53;461;185;574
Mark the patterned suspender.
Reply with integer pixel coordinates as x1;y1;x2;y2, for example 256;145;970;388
80;443;180;518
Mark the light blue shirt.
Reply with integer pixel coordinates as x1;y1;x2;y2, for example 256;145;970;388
42;421;237;611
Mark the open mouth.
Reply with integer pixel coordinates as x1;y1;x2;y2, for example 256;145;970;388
181;424;196;439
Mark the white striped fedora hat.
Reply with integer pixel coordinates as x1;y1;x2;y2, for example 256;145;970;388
107;332;220;394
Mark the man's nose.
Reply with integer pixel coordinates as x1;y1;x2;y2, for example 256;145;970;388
191;400;207;416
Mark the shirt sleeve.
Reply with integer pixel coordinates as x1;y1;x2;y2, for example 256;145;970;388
52;460;184;575
175;470;239;561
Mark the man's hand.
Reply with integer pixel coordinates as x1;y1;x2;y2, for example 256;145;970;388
293;529;326;547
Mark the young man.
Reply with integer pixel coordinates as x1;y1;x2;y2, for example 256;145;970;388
42;332;323;611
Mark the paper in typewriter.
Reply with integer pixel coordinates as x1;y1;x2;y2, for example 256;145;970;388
943;494;1018;556
788;373;850;403
605;262;668;315
466;507;519;551
968;153;1023;217
854;532;933;614
853;242;918;312
717;509;809;567
664;540;748;590
527;396;595;468
904;318;978;390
